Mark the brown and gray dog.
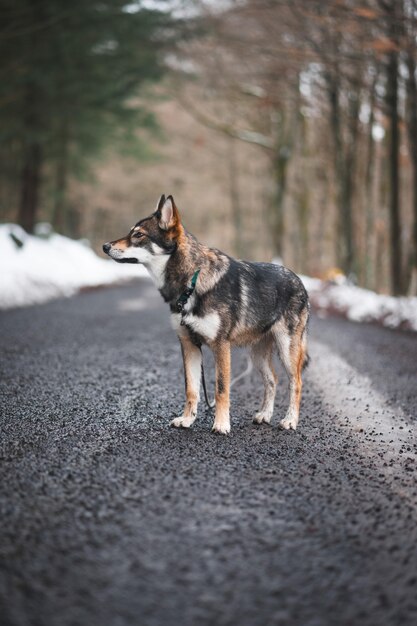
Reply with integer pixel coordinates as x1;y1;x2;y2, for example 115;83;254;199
103;195;310;435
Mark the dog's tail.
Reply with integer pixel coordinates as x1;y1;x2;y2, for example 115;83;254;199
301;303;311;370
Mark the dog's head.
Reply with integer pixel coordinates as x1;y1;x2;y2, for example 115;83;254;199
103;195;181;264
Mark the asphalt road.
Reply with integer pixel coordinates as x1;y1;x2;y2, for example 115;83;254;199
1;279;417;626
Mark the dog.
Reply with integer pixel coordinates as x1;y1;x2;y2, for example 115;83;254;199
103;194;310;435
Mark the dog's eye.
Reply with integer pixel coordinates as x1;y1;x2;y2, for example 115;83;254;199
131;231;146;246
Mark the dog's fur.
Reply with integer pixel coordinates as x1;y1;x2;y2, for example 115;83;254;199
103;195;310;434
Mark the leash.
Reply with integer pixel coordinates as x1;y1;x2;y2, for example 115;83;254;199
177;269;253;409
200;350;216;409
199;347;253;410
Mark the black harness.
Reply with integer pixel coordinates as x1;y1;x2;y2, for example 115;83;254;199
176;269;200;325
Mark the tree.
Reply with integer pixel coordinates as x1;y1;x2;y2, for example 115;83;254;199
0;0;170;233
170;0;416;294
404;0;417;295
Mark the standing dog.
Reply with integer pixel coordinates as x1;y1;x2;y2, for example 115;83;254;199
103;195;310;435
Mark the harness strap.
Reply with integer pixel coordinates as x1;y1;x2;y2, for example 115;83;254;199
176;269;200;324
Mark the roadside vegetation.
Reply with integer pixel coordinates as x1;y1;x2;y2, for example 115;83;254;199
1;0;417;297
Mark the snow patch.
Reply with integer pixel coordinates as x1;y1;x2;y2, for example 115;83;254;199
0;224;148;310
299;274;417;332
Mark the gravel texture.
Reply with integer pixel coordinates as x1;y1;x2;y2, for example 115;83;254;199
1;280;417;626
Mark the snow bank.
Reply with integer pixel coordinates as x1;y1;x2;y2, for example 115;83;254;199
0;224;147;310
2;226;416;332
300;274;417;332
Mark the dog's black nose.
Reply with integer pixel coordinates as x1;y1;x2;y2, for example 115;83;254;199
103;243;111;254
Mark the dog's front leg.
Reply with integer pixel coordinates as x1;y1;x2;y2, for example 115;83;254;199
212;340;231;435
171;334;201;429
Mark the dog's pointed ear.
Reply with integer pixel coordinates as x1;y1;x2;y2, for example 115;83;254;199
158;195;180;231
156;194;166;213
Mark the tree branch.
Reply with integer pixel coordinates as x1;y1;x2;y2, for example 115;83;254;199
173;87;275;151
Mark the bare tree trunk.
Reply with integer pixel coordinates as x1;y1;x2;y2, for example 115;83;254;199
270;148;290;260
228;137;243;257
327;72;357;277
17;0;44;235
18;141;42;234
344;89;360;277
386;49;402;295
52;120;69;234
297;187;309;273
406;11;417;295
296;113;309;273
269;96;300;262
364;72;378;289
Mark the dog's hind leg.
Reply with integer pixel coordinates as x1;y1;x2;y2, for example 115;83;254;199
272;309;308;431
251;337;277;425
171;334;201;429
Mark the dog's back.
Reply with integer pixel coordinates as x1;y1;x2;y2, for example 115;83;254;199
212;258;309;345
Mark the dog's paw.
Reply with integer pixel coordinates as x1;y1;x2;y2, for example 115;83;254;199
253;411;272;425
279;415;298;431
170;416;194;429
212;420;231;435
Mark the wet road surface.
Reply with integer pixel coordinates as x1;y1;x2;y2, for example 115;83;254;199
1;280;417;626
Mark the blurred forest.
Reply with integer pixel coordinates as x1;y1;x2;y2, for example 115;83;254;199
1;0;417;296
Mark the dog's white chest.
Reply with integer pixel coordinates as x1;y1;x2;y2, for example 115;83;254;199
171;311;221;341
